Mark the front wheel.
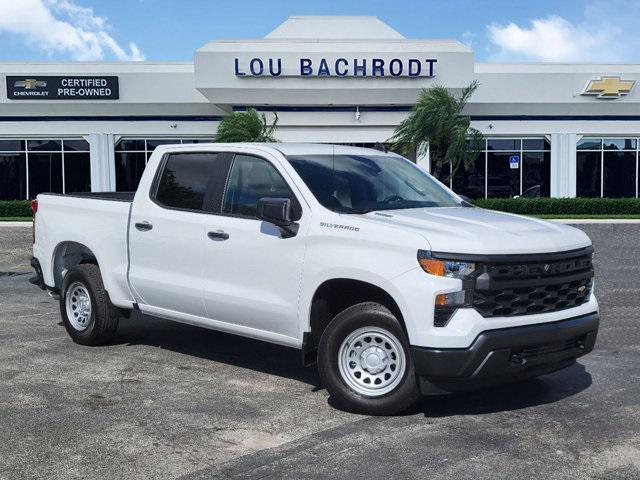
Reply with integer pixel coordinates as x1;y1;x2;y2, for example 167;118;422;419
60;263;119;346
317;302;420;415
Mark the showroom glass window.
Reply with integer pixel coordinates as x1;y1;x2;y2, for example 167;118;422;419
114;138;215;191
0;138;90;200
577;138;638;198
432;138;551;199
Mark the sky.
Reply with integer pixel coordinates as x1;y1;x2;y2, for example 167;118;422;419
0;0;639;63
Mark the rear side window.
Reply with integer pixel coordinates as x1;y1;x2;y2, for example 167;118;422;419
155;152;231;212
223;154;301;219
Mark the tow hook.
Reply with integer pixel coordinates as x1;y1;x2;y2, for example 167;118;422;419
510;353;526;366
47;290;60;300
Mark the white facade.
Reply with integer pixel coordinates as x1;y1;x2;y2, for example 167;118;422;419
1;16;640;200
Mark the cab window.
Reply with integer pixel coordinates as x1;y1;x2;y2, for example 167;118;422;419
155;152;231;212
223;154;301;220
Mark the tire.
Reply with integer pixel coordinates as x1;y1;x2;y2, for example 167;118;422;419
59;263;120;346
317;302;420;415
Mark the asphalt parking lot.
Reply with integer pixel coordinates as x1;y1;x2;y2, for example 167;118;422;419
1;223;639;480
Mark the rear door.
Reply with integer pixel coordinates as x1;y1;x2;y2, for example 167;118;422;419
128;151;233;317
200;152;308;341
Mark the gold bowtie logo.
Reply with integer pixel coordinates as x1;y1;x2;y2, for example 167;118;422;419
14;79;48;90
583;76;635;98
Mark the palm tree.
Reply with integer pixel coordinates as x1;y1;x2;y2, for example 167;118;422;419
388;81;483;181
214;108;279;143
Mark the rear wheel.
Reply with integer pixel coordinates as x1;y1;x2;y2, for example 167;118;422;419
60;263;119;345
318;302;420;415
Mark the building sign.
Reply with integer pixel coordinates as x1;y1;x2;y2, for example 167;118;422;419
234;57;437;78
509;155;520;169
582;76;635;99
6;76;119;100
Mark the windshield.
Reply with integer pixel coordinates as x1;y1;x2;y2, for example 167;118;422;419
286;154;461;213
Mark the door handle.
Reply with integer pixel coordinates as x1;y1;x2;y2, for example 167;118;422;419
207;230;229;241
135;222;153;231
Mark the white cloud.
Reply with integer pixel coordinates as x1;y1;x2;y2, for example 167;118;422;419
0;0;145;61
486;1;640;62
488;16;600;61
461;31;478;50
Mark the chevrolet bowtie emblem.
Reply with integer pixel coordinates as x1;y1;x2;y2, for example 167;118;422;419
14;79;47;89
583;76;635;98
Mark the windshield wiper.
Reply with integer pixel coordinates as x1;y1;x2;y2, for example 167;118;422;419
341;208;376;214
403;179;426;196
372;202;439;211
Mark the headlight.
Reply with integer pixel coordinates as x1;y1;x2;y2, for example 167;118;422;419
417;250;476;312
417;250;475;280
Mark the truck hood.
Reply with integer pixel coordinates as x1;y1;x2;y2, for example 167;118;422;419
359;207;591;255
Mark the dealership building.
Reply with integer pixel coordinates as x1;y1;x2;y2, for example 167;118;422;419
1;15;640;201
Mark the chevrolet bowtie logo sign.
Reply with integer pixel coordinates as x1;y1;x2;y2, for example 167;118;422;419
14;79;47;89
583;76;635;99
7;75;119;100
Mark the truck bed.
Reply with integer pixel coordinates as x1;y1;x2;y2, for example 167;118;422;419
61;191;135;202
33;191;135;308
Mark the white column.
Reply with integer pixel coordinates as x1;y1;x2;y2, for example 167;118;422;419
416;142;430;171
550;133;578;198
85;133;116;192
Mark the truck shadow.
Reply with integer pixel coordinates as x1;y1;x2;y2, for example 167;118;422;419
115;313;592;417
406;363;592;417
113;313;322;388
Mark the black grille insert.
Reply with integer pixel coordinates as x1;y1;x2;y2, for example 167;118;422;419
471;250;594;318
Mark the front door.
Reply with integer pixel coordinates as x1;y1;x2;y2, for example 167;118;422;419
200;153;307;340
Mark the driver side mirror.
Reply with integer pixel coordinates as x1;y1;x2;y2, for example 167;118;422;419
257;197;298;238
257;197;292;226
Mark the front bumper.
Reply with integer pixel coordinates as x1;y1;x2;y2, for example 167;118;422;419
411;312;599;394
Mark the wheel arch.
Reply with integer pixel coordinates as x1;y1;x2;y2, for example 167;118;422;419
51;241;100;291
306;278;407;356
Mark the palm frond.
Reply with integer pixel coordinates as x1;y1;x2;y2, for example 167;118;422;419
387;81;483;176
458;80;479;110
214;108;279;143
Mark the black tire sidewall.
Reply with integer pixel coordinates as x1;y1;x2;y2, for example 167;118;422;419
60;268;98;342
318;302;419;415
59;264;118;345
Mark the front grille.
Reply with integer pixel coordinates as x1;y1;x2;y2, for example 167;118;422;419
471;249;594;318
473;276;592;317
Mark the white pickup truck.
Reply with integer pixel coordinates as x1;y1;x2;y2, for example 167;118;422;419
31;143;599;414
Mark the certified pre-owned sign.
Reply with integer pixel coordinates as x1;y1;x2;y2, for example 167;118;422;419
6;76;119;100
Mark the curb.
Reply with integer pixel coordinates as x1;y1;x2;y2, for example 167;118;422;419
0;222;32;227
548;219;640;224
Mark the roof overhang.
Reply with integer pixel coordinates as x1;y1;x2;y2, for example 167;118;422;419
194;17;474;107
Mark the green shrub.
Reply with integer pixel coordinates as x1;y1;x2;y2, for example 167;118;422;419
473;198;640;215
0;200;32;217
